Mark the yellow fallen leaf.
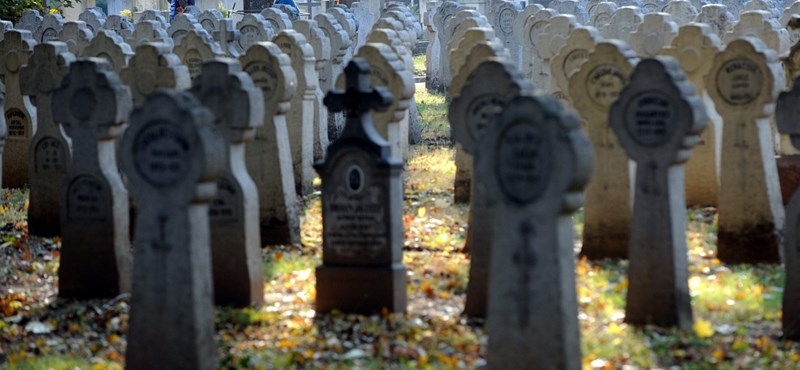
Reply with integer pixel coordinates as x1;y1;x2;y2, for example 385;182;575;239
693;319;714;338
607;322;623;335
712;348;724;360
417;207;426;218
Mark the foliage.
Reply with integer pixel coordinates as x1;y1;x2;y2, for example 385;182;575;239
0;0;43;24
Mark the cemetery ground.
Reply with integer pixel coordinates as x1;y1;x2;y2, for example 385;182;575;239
0;84;799;370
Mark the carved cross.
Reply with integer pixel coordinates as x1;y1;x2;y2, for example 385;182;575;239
323;59;393;121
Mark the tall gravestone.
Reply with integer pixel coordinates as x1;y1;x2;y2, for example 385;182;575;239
315;59;406;314
480;93;590;370
449;59;533;318
490;1;521;66
778;75;800;341
22;42;74;237
611;57;704;328
294;19;331;162
706;37;785;263
239;42;301;246
569;41;638;259
0;30;37;189
53;59;133;299
190;60;265;307
122;91;224;370
315;13;350;141
550;26;602;107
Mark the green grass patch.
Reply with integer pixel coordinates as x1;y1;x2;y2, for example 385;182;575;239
415;84;449;143
3;355;99;370
263;252;318;281
412;54;425;76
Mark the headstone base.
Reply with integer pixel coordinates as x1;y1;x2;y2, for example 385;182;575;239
316;264;407;314
778;155;800;206
717;226;782;264
260;218;300;246
580;231;629;260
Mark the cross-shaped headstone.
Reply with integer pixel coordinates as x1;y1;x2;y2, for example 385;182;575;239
79;7;106;34
58;21;93;56
174;29;224;80
214;19;241;58
0;30;37;189
629;12;679;57
103;14;134;40
120;43;191;106
80;29;134;74
17;10;43;34
35;14;64;44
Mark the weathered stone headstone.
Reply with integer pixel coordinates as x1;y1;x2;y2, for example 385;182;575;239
213;19;241;58
122;90;223;370
724;11;789;57
79;7;106;34
706;37;785;263
53;59;133;299
448;27;495;93
0;21;13;43
121;43;191;106
0;30;37;188
351;2;376;48
695;4;735;40
449;59;532;318
174;30;224;80
662;0;699;25
315;59;405;314
520;8;558;85
34;14;64;43
315;13;350;140
294;19;331;162
80;29;133;74
327;7;357;61
744;0;781;18
127;20;173;50
490;1;521;66
236;14;275;54
190;60;265;307
513;4;546;68
551;26;602;106
589;1;618;28
167;13;205;46
184;5;202;19
137;9;168;29
261;8;293;32
600;6;644;46
536;14;578;96
103;15;134;40
17;10;43;34
569;40;638;259
480;93;590;370
58;21;93;56
553;0;589;23
239;42;301;246
21;42;74;237
435;2;466;93
610;57;704;328
199;9;224;35
629;12;678;57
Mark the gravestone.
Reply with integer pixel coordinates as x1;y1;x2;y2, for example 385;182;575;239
122;91;223;370
520;8;558;85
239;42;301;246
0;21;13;43
553;0;589;24
53;59;133;299
274;30;316;195
435;2;466;93
589;1;618;28
315;59;406;314
213;19;241;58
261;8;293;32
490;1;521;66
21;42;74;237
174;30;224;80
0;82;4;184
662;0;699;25
535;14;579;96
294;19;331;162
236;14;275;54
551;26;602;107
425;3;443;91
184;5;202;19
58;21;93;56
660;23;722;206
137;9;168;30
724;11;789;57
569;40;638;259
479;93;590;370
17;10;43;34
600;6;644;46
629;12;678;57
127;20;173;50
80;30;134;74
449;29;501;96
35;14;64;43
79;8;106;34
315;13;350;141
0;30;37;189
351;2;376;48
695;4;735;40
443;10;487;93
103;15;134;40
190;60;265;307
121;43;191;107
167;13;205;46
199;9;224;35
449;59;533;318
327;7;357;61
706;37;784;263
610;57;704;328
744;0;781;18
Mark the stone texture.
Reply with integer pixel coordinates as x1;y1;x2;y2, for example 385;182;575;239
58;21;93;56
81;30;134;74
0;30;37;189
35;14;64;44
236;14;275;54
174;30;224;80
121;43;191;107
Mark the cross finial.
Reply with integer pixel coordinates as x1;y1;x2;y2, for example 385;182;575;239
324;58;393;121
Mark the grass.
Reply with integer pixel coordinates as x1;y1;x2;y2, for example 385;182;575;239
413;54;426;76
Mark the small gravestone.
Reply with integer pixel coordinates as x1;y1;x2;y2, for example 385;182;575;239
600;6;644;45
0;30;37;189
610;57;704;328
214;19;241;58
480;93;590;370
21;42;74;237
137;10;168;30
589;1;618;28
17;10;43;34
103;15;134;40
200;9;224;35
127;20;174;50
706;37;785;263
294;19;331;162
629;12;678;57
58;21;93;56
236;14;275;54
79;8;106;34
190;60;265;307
569;40;638;259
35;14;64;43
274;30;316;195
122;91;223;370
315;13;350;141
449;59;533;318
239;42;301;246
167;13;205;46
550;26;602;107
261;8;293;32
53;59;133;299
174;30;224;80
80;30;133;74
315;59;406;314
696;4;734;41
121;43;191;106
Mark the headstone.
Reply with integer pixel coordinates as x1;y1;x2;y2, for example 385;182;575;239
720;0;747;19
705;37;784;263
122;90;223;370
434;2;466;93
167;13;205;46
58;21;93;56
53;59;133;299
35;14;64;43
550;26;602;106
294;19;331;162
127;20;173;50
239;41;301;246
80;29;134;74
629;12;678;57
0;21;13;43
17;10;43;34
589;1;618;28
315;59;406;314
781;2;800;45
569;40;638;259
610;57;704;328
744;0;781;18
425;2;443;90
79;7;106;34
660;23;722;206
351;2;376;48
103;15;134;40
236;14;275;54
480;93;589;370
443;10;487;91
137;9;168;30
552;0;589;24
121;43;191;107
0;30;37;188
520;8;558;85
695;4;735;40
199;9;224;36
315;13;350;140
600;6;644;46
448;27;497;96
724;11;789;57
21;42;74;237
490;1;521;66
174;30;224;80
327;7;357;60
535;14;578;96
662;0;699;25
261;8;293;32
190;60;265;307
184;5;202;19
778;74;800;341
449;59;533;318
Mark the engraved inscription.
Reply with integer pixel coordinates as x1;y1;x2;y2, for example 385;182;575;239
466;94;505;142
498;8;515;36
624;91;676;147
172;29;188;44
239;25;261;51
35;137;66;173
563;49;589;79
508;221;536;329
133;121;191;187
587;65;627;107
185;50;204;79
210;176;240;223
496;121;551;204
244;61;278;101
41;28;58;42
5;108;29;139
67;175;108;221
716;57;763;106
529;21;548;47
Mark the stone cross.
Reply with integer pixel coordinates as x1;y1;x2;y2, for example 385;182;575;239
569;40;638;259
52;59;133;299
80;30;133;74
79;8;106;34
21;42;74;237
0;30;37;189
315;59;406;314
58;21;93;56
239;42;301;246
17;10;43;34
121;90;223;370
660;23;722;207
103;15;134;40
190;60;265;307
705;37;785;263
551;26;602;107
294;19;332;162
121;43;191;107
479;93;590;370
610;57;705;328
236;14;275;54
696;4;735;40
629;12;678;57
34;14;64;44
449;59;533;318
174;30;224;80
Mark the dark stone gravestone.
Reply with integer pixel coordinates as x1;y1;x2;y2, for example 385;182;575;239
122;90;225;370
0;30;37;189
610;57;705;328
52;59;133;299
315;59;407;314
479;94;591;370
